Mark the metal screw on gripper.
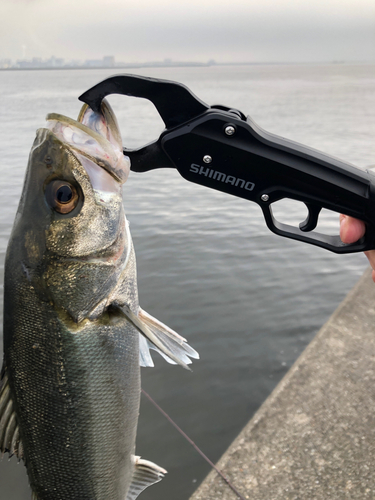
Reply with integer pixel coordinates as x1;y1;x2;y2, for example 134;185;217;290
224;125;236;136
203;155;212;164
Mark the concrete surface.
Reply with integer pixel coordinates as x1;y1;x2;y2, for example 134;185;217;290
190;268;375;500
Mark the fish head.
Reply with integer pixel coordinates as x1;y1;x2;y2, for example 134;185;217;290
43;100;130;259
9;100;132;321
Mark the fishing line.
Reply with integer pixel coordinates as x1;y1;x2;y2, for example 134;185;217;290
141;388;247;500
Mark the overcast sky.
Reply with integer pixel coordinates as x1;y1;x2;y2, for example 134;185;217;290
1;0;374;64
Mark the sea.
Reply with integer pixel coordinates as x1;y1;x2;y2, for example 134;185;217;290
0;63;374;500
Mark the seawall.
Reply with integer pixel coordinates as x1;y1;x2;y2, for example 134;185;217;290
189;267;375;499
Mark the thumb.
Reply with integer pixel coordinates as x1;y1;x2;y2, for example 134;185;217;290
340;215;366;244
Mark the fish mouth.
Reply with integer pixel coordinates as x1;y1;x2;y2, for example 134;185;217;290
45;99;130;184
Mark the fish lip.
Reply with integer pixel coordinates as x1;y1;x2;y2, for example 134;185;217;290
76;151;122;183
72;148;127;185
72;150;123;193
45;114;130;184
41;125;124;184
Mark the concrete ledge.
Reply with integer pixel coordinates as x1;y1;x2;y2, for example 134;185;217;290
190;268;375;499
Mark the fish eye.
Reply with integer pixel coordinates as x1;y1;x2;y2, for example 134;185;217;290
45;180;79;214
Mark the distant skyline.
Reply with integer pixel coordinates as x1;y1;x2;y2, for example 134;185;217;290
0;55;218;70
1;0;374;64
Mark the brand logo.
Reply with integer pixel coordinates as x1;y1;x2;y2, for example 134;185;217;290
189;164;255;191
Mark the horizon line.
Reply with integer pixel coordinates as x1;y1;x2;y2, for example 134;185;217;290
1;59;374;72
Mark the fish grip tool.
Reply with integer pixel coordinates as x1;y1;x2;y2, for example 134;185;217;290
79;74;375;253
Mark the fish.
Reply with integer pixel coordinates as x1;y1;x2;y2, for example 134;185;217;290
0;99;198;500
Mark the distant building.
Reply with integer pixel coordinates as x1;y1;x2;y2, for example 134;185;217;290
103;56;115;67
16;59;34;68
0;59;12;68
84;56;116;68
84;59;104;67
32;57;43;66
46;56;64;67
15;56;65;68
65;60;83;67
0;54;209;71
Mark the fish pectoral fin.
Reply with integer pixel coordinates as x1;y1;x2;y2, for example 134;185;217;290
126;456;167;500
119;305;199;370
138;308;199;368
0;363;24;461
138;335;154;368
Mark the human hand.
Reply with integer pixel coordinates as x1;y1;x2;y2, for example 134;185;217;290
340;214;375;282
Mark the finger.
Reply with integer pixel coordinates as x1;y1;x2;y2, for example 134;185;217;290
339;214;366;244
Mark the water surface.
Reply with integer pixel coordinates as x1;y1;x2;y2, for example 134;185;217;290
0;63;374;499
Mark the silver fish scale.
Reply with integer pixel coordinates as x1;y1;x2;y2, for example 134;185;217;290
4;268;140;500
1;105;198;500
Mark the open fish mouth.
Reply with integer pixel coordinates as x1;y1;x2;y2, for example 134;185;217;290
46;99;130;184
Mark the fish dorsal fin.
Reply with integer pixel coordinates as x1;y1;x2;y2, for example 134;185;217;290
0;363;24;460
119;306;199;370
126;456;166;500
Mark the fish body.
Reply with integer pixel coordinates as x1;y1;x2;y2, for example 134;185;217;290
0;102;198;500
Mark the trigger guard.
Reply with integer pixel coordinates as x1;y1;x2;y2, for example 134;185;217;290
261;203;369;253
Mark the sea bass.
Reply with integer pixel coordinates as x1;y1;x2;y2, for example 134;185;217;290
0;100;198;500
